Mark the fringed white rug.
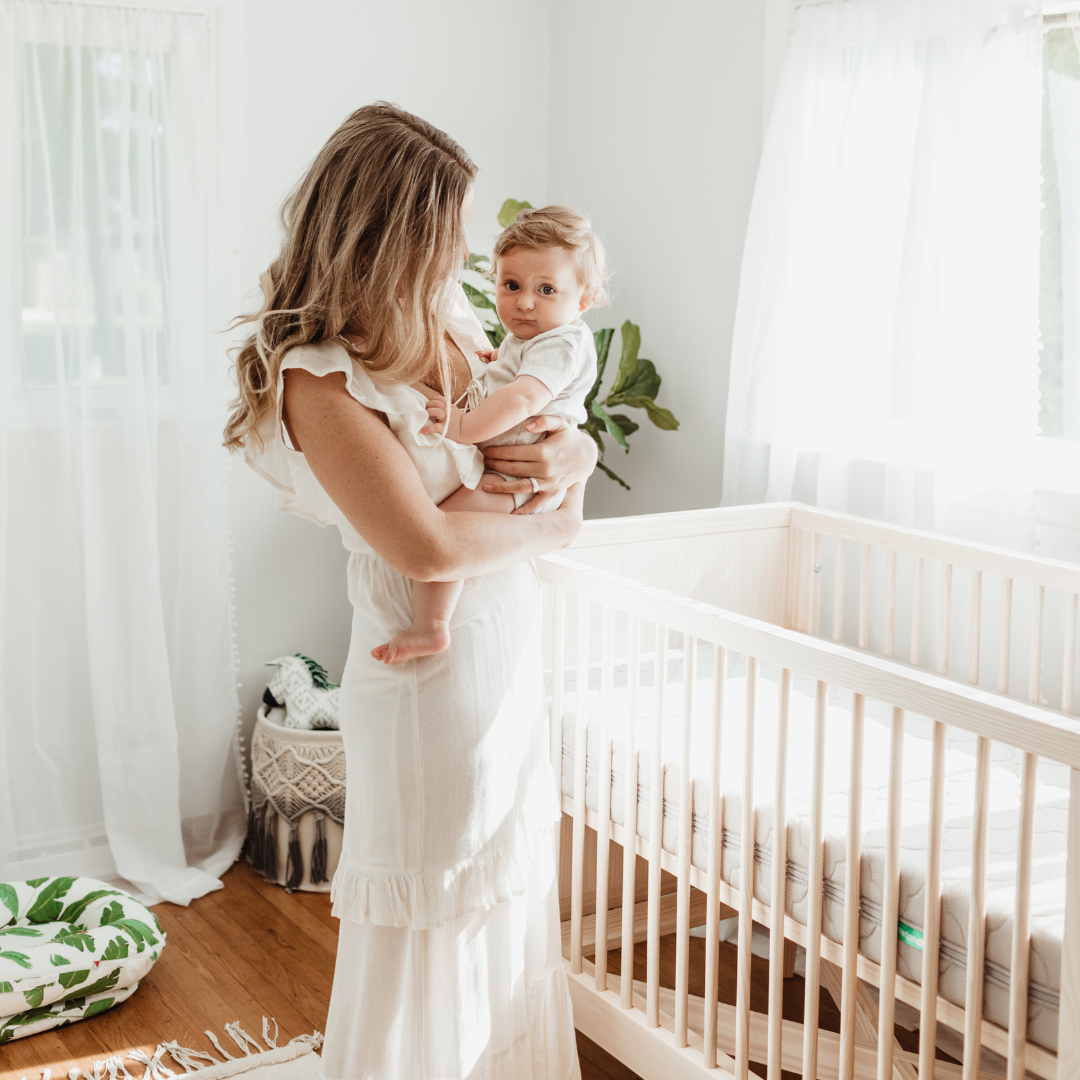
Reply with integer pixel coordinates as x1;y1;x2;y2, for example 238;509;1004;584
18;1019;322;1080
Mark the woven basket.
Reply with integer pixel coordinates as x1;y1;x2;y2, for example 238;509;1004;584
246;705;346;892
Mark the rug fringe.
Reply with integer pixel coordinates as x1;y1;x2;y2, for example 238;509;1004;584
17;1018;323;1080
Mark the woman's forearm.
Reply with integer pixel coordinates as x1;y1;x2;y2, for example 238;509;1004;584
283;368;583;582
422;495;581;581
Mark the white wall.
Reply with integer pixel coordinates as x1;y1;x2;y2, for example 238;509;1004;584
548;0;766;518
219;0;779;726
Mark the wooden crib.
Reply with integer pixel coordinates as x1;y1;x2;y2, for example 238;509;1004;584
539;503;1080;1080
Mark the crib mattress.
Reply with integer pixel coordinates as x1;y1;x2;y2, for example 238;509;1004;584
554;651;1068;1053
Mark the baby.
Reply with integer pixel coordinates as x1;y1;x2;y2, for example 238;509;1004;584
370;205;606;665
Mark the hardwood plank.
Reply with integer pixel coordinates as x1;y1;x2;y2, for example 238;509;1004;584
0;864;334;1080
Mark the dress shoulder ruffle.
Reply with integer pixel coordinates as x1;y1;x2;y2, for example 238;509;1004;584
243;336;485;537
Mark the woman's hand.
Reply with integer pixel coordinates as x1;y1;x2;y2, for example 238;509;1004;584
481;417;598;515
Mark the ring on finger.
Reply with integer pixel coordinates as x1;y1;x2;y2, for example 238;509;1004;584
528;476;540;494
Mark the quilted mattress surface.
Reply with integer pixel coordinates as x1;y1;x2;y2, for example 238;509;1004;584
553;646;1068;1053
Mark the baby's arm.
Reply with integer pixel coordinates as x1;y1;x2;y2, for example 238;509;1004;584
422;375;554;445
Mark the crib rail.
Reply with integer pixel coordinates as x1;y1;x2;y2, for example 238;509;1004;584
539;550;1080;1080
569;503;1080;718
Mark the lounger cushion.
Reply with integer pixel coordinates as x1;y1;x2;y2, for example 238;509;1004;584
0;876;165;1042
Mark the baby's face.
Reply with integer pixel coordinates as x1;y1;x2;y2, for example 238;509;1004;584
495;246;590;340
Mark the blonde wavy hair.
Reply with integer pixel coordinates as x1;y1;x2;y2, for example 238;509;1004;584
223;102;476;451
492;205;609;306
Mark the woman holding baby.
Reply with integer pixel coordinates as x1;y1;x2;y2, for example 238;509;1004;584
224;103;601;1079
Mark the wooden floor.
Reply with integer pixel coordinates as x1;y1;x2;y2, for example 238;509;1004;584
0;862;634;1080
0;862;954;1080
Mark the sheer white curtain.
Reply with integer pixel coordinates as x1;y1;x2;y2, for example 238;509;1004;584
0;1;243;904
722;0;1048;547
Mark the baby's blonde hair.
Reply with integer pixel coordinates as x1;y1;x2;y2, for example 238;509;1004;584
224;102;476;451
492;205;609;306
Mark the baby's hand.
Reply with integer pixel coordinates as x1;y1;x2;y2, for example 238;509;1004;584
477;347;498;364
420;396;465;442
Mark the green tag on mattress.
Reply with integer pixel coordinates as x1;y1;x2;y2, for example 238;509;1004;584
897;920;924;950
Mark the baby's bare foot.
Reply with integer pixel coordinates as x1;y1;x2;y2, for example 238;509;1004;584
370;621;451;665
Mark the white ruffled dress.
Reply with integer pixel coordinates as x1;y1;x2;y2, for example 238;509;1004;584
245;295;580;1080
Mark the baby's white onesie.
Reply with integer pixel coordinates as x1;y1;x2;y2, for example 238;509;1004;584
470;321;597;509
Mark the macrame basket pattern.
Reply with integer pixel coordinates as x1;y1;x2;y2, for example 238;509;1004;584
247;706;346;892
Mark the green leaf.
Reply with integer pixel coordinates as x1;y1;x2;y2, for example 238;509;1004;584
0;884;18;922
0;927;42;937
614;394;680;430
62;968;118;1003
24;878;47;888
50;953;71;967
642;400;679;430
483;321;506;349
0;1004;56;1041
596;460;631;490
58;968;89;989
58;889;125;927
0;981;10;992
609;414;640;438
26;877;77;923
609;321;642;395
593;327;614;371
99;906;156;951
465;251;490;272
22;985;44;1008
607;358;661;403
84;997;115;1019
462;281;497;312
50;926;94;952
0;951;32;969
102;936;129;961
584;328;615;412
591;403;630;452
497;199;533;229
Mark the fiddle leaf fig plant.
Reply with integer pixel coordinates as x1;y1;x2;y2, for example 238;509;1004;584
463;198;680;489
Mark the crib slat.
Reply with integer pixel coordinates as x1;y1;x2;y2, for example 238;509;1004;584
620;616;641;1010
675;635;696;1047
766;668;791;1080
735;656;758;1079
961;735;991;1080
911;556;924;667
1029;583;1044;706
1063;593;1077;715
812;532;824;637
1058;768;1080;1078
918;719;947;1080
839;693;865;1080
858;544;870;651
704;644;726;1068
833;539;846;644
939;563;953;677
969;570;982;687
875;707;904;1080
570;597;590;975
594;607;614;991
884;549;897;659
646;625;667;1028
999;577;1013;695
802;680;828;1080
1006;751;1038;1080
551;590;566;780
